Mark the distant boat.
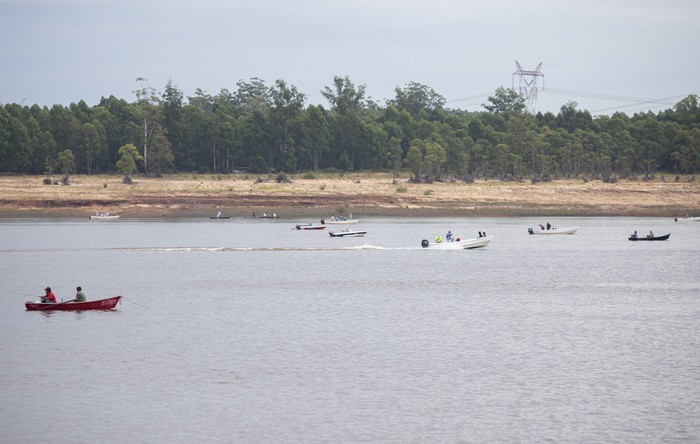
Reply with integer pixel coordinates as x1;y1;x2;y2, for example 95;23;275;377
675;216;700;223
259;213;278;219
329;229;367;237
209;215;230;219
421;235;493;250
26;296;122;311
628;233;670;241
296;223;325;230
89;213;119;220
528;226;577;235
321;217;359;225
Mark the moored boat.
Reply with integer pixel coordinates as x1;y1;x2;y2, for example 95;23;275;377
209;215;230;219
25;296;122;311
296;224;326;230
329;229;367;237
628;233;670;241
421;235;493;250
528;226;577;235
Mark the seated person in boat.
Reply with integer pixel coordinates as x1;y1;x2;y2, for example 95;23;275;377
647;230;654;238
72;286;87;302
435;235;443;243
546;222;552;230
41;287;57;303
632;230;638;239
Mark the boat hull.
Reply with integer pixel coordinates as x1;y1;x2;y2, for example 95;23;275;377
89;215;120;220
329;230;367;237
321;219;359;225
628;233;670;241
528;227;577;235
675;217;700;223
422;235;493;249
296;224;325;230
26;296;122;311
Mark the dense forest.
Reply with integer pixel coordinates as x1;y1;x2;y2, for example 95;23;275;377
1;76;699;182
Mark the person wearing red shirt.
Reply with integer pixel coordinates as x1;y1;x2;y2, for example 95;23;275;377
41;287;57;303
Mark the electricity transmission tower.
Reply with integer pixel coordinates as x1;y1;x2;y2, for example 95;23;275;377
512;61;544;113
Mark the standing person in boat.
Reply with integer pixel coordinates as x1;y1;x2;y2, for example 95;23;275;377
632;230;638;239
41;287;57;303
446;231;453;242
72;286;87;303
546;222;552;230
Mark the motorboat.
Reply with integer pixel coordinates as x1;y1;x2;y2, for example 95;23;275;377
329;229;367;237
295;223;326;230
321;217;359;225
674;216;700;223
528;226;577;235
89;213;120;220
421;235;493;249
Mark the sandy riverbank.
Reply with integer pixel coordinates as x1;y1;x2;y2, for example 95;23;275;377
0;173;698;218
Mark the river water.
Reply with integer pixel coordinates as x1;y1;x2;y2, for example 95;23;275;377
1;216;698;443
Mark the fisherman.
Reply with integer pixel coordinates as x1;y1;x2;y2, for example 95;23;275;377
446;231;453;242
41;287;57;303
435;235;443;243
72;286;87;302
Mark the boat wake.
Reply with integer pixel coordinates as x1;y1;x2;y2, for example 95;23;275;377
111;245;397;252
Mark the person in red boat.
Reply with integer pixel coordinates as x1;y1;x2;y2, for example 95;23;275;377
41;287;57;303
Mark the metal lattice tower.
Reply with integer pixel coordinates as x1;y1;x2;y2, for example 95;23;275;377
512;61;544;113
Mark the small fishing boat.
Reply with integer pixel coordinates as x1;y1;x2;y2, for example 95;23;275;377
329;229;367;237
89;213;119;220
321;217;359;225
209;215;230;219
528;226;577;235
421;235;493;250
259;213;278;219
25;296;122;311
295;224;326;230
628;233;670;241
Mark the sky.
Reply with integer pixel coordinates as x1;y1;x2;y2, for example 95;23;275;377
1;0;698;116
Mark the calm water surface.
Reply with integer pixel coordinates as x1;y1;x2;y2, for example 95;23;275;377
1;216;699;443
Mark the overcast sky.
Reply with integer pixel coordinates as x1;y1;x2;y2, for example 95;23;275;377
1;0;698;115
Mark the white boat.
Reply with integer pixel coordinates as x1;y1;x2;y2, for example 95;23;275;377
329;229;367;237
528;226;577;235
321;217;359;225
421;235;493;250
89;214;120;220
675;216;700;223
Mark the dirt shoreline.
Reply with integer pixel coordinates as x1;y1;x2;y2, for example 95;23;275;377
0;173;698;218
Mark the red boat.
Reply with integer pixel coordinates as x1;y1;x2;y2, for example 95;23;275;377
25;296;122;311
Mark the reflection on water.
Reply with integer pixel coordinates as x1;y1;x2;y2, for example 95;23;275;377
1;217;699;443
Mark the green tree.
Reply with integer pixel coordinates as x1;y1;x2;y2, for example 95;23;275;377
116;143;143;183
483;87;525;115
56;149;75;183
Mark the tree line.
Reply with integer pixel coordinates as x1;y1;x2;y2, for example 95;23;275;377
1;76;699;182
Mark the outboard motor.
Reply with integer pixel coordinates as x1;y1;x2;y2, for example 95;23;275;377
528;227;534;235
295;225;301;230
421;239;430;248
320;218;325;224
